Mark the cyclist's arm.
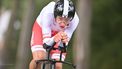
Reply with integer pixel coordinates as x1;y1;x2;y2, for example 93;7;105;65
64;12;79;44
35;2;56;46
31;2;55;51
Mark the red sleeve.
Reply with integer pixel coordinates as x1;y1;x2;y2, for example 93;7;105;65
30;21;43;46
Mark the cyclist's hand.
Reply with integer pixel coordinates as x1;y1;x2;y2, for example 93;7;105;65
54;31;68;43
54;31;64;42
61;33;69;43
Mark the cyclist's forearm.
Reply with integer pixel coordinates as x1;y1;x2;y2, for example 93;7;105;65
43;37;55;46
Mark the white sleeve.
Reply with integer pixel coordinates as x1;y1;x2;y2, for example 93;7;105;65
35;2;56;45
36;2;55;38
65;12;79;40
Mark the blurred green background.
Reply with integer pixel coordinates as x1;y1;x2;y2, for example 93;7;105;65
0;0;121;69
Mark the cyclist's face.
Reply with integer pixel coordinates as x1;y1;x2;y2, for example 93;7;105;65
55;16;70;29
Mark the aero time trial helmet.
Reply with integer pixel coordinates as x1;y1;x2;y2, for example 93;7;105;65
54;0;75;21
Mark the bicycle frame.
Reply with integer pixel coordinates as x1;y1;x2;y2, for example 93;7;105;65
36;42;76;69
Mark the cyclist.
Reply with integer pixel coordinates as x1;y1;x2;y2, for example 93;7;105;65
29;0;79;69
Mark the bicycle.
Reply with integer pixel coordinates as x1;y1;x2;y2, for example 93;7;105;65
35;41;76;69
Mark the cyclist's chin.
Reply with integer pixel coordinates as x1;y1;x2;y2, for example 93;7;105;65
58;27;64;31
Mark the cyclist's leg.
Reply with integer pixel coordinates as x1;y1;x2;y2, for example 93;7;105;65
51;50;66;69
29;50;46;69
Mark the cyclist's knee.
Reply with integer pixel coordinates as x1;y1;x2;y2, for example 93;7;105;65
56;63;62;69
